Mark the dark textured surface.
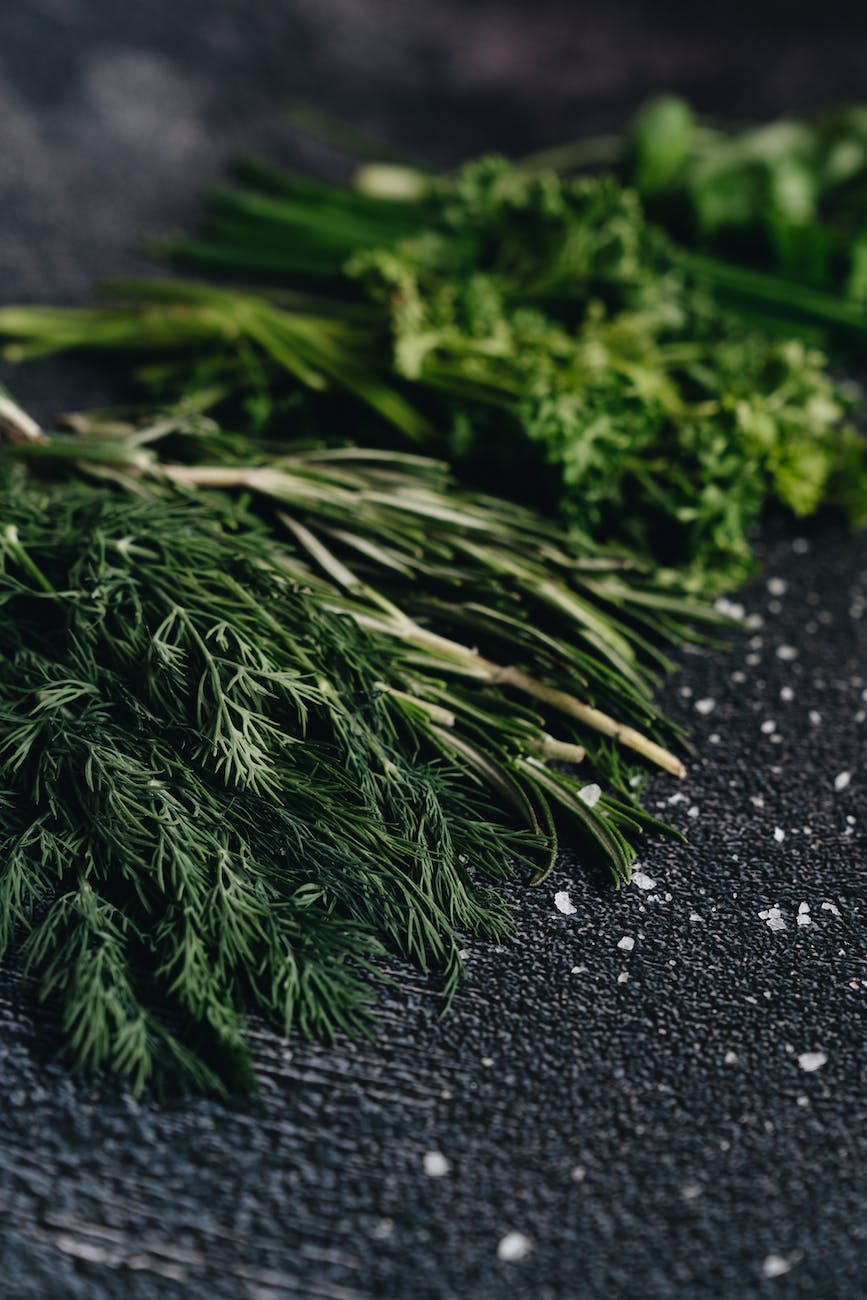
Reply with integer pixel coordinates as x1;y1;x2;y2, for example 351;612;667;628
1;6;867;1298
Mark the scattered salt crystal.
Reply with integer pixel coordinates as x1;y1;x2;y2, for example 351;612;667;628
750;793;765;808
687;805;699;819
632;869;656;891
761;719;777;734
797;1051;827;1073
423;1151;450;1178
780;686;794;702
681;1181;702;1200
617;936;635;952
773;827;785;843
571;1165;587;1183
617;971;629;984
497;1232;533;1262
762;1254;792;1278
724;1050;738;1065
689;913;704;923
797;903;812;928
759;906;786;932
821;901;841;917
554;891;577;915
715;596;746;619
834;771;851;792
570;965;587;975
481;1057;494;1067
747;613;764;630
667;791;687;805
776;644;798;661
809;710;822;725
694;698;716;715
578;783;601;807
767;578;788;597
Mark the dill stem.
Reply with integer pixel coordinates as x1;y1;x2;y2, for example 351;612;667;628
350;611;685;778
1;525;57;595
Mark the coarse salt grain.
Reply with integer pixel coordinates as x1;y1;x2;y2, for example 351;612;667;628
694;698;716;715
797;1051;827;1073
776;644;798;661
617;936;635;952
578;783;601;807
834;771;851;792
496;1232;533;1262
554;891;577;915
767;578;787;596
773;827;785;843
632;869;656;891
762;1255;792;1278
423;1151;450;1178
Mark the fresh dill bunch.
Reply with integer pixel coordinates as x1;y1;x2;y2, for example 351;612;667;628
0;399;715;1093
0;472;525;1093
1;156;863;589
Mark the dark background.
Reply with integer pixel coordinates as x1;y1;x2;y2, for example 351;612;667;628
1;4;867;1297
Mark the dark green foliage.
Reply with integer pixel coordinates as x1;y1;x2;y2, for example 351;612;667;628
0;431;708;1092
2;153;862;590
546;96;867;347
2;114;861;1091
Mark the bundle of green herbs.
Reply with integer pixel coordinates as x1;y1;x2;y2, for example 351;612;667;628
0;391;709;1092
3;152;863;591
2;119;866;1094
